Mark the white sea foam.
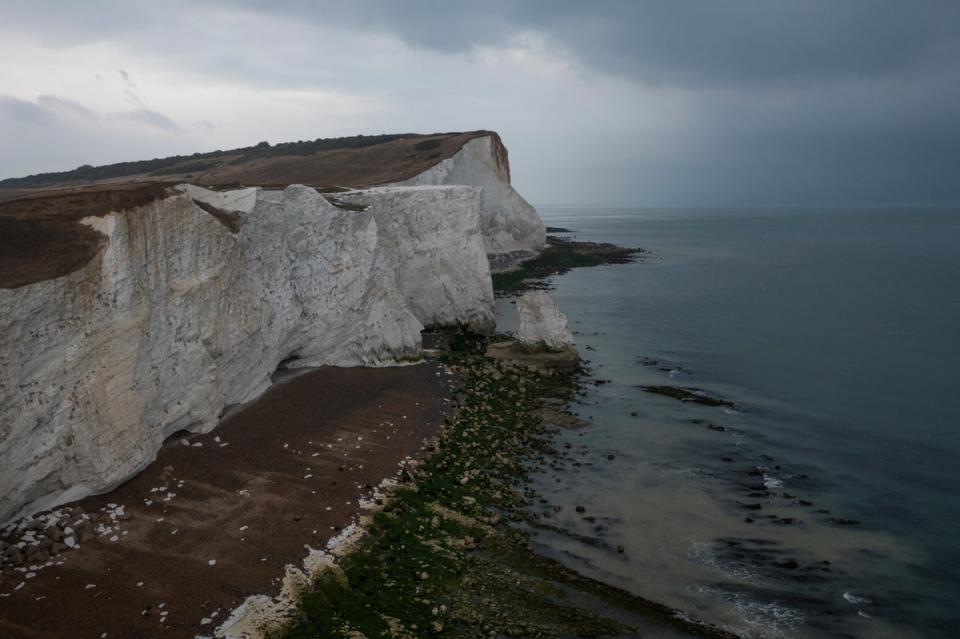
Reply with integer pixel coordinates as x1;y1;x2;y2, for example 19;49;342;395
843;591;873;605
762;474;783;490
689;583;804;639
688;540;764;584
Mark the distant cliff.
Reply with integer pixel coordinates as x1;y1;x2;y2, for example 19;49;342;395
0;132;544;525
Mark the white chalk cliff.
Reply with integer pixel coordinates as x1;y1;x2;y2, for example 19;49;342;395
394;135;545;267
0;134;540;526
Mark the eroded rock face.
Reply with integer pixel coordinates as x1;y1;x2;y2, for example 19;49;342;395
394;136;545;264
338;186;495;333
516;291;574;352
0;183;491;524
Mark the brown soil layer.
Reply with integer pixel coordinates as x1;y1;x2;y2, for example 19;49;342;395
0;363;451;639
0;183;172;289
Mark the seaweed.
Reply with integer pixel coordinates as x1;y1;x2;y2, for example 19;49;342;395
492;237;642;294
277;342;735;639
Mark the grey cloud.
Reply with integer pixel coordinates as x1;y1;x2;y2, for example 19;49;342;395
9;1;960;88
2;1;959;204
0;95;55;124
118;68;148;108
36;95;98;120
120;108;179;130
217;0;960;88
2;94;179;132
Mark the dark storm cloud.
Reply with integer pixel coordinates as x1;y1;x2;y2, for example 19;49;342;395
9;1;959;88
223;0;960;87
2;1;959;203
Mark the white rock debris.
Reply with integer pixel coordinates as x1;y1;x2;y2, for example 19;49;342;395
516;291;575;352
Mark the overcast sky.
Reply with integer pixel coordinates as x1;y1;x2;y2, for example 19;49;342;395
2;1;959;205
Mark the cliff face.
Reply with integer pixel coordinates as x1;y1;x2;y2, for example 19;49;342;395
394;135;545;266
0;181;496;524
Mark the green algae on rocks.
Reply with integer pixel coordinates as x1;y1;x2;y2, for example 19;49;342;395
639;385;737;409
276;336;735;639
492;236;642;294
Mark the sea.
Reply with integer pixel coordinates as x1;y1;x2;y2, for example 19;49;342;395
495;206;960;638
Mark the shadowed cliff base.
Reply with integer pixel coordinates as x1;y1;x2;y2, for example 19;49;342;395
0;363;451;639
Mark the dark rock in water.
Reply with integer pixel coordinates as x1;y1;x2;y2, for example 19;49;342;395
799;499;814;506
779;559;800;569
629;411;638;417
575;505;586;513
707;424;727;432
721;457;734;462
744;517;755;523
606;454;615;461
639;385;735;408
829;517;861;526
616;545;625;554
638;357;659;367
742;503;763;511
774;517;799;525
545;226;572;233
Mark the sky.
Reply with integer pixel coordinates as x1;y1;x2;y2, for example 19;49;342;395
1;1;959;206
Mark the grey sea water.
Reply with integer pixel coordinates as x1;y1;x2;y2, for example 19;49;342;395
497;206;960;638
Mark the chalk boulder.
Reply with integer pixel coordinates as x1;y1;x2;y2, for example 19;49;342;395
516;291;574;352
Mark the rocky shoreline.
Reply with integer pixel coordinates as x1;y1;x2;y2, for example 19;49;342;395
259;243;741;639
271;333;735;639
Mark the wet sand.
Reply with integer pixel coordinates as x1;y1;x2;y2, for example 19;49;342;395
0;362;451;639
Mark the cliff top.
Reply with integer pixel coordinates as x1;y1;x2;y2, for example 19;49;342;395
0;130;500;289
0;131;494;195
